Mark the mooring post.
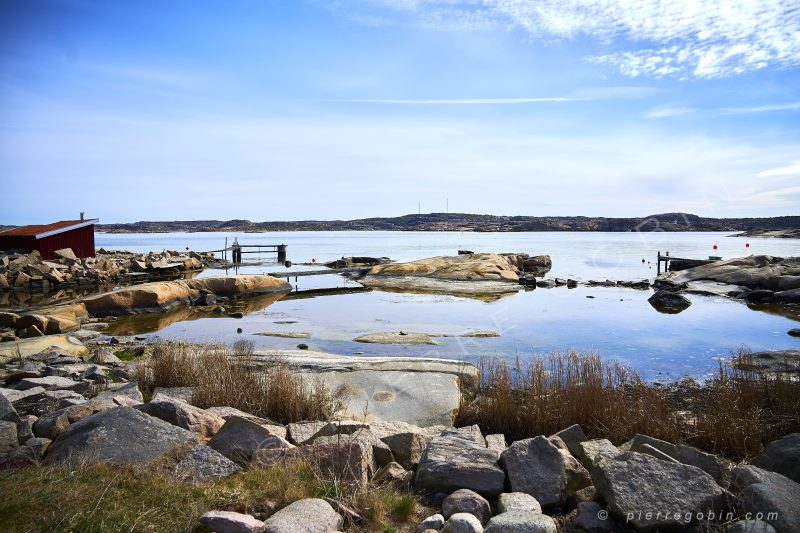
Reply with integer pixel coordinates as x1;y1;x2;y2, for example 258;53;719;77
657;250;661;275
277;244;287;263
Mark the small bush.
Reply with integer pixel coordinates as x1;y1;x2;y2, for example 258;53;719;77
136;342;352;424
456;351;800;460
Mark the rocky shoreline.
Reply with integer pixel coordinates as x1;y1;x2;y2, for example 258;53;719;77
0;337;798;532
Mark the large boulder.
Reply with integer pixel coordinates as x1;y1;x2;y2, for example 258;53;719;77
499;436;591;508
43;406;197;466
522;255;552;277
734;464;800;533
751;433;800;483
262;498;343;533
416;429;506;497
592;451;727;530
136;397;224;438
82;275;291;316
368;253;522;282
577;439;621;470
208;416;292;463
663;255;797;291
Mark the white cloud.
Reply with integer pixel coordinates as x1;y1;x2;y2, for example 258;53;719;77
332;1;800;79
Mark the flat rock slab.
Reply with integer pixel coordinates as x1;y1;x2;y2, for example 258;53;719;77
0;335;87;363
43;406;197;466
354;332;439;345
360;275;521;300
732;350;800;374
253;351;477;427
254;332;311;338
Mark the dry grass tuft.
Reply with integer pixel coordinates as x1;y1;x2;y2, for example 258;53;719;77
136;341;351;424
456;350;800;460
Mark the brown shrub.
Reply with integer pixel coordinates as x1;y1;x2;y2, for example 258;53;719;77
136;341;351;424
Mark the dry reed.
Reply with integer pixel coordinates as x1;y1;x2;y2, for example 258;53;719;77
456;350;800;460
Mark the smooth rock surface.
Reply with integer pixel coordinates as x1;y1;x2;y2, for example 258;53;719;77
262;498;343;533
441;512;484;533
484;511;557;533
0;335;87;363
497;493;542;514
200;510;265;533
442;489;492;525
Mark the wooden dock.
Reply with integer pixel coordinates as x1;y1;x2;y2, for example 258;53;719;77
656;251;716;275
268;266;372;281
204;240;287;263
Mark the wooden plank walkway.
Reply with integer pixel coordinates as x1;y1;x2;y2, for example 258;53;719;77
267;266;372;279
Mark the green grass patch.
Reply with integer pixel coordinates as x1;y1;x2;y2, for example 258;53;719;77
0;462;424;532
113;350;139;362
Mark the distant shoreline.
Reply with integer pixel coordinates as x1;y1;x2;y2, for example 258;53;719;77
87;211;799;235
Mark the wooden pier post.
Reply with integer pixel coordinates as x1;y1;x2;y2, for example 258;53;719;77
277;244;287;262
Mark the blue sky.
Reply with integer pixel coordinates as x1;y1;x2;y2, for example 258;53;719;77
1;0;799;224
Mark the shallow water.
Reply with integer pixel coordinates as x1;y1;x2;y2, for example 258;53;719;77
93;231;800;380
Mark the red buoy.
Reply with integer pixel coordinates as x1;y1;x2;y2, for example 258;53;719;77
713;244;718;251
745;243;750;248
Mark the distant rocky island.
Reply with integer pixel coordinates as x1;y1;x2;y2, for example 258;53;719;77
92;212;800;234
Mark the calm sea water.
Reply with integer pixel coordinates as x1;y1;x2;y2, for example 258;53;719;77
95;231;800;380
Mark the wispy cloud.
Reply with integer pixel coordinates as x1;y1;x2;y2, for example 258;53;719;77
643;101;800;119
328;97;580;104
331;1;800;79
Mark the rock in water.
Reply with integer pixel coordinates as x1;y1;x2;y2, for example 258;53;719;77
262;498;343;533
499;436;591;508
591;451;726;530
752;433;800;483
416;430;506;497
43;406;197;466
647;291;691;313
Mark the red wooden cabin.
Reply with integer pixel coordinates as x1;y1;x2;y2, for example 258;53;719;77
0;217;98;259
